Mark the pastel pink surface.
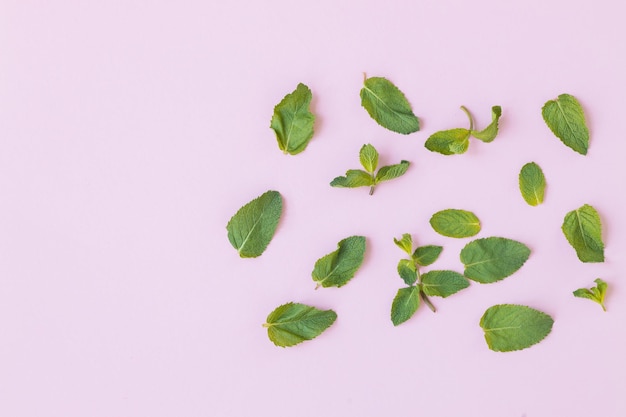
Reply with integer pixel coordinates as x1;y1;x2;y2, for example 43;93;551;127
1;1;625;416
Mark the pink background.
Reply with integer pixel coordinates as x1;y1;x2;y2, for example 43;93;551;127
2;1;625;416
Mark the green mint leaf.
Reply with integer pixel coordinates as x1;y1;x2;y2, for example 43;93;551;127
412;245;443;267
263;302;337;347
375;160;410;182
480;304;554;352
359;144;379;173
330;169;374;188
471;106;502;143
519;162;546;206
460;237;531;283
270;83;315;155
562;204;605;263
573;278;608;311
391;286;420;326
424;128;470;155
429;209;481;238
226;190;282;258
542;93;589;155
397;259;418;286
421;270;469;298
312;236;366;288
393;233;413;255
360;76;420;134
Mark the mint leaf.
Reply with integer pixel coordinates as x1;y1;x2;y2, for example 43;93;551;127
360;76;420;134
397;259;418;286
424;128;470;155
460;237;531;283
471;106;502;143
375;160;410;182
519;162;546;206
359;144;379;173
573;278;608;311
412;245;443;267
562;204;605;263
393;233;413;255
542;93;589;155
264;302;337;347
391;286;420;326
270;83;315;155
480;304;554;352
312;236;366;288
421;270;469;298
429;209;481;238
226;190;282;258
330;169;374;188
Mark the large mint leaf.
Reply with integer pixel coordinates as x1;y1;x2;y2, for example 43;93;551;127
460;237;530;283
226;190;282;258
424;128;470;155
480;304;554;352
421;270;469;298
542;93;589;155
519;162;546;206
360;76;420;134
264;302;337;347
562;204;604;263
573;278;608;311
391;286;420;326
471;106;502;143
359;144;379;173
312;236;366;288
430;209;481;238
270;83;315;155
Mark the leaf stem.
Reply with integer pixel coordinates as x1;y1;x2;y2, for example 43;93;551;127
460;106;474;132
420;291;437;313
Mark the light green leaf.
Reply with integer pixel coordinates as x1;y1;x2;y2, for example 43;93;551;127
360;76;420;134
375;160;410;182
397;259;417;286
424;128;470;155
393;233;413;255
421;270;469;298
573;278;608;311
471;106;502;143
391;286;420;326
542;93;589;155
264;302;337;347
460;237;531;283
226;190;282;258
312;236;366;288
480;304;554;352
430;209;481;238
412;245;443;267
562;204;605;263
519;162;546;206
330;169;374;188
359;144;379;173
270;83;315;155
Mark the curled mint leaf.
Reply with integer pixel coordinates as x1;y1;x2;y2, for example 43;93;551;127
264;302;337;347
397;259;418;286
270;83;315;155
429;209;481;238
226;190;282;258
471;106;502;143
375;160;410;183
542;93;589;155
312;236;366;288
519;162;546;206
480;304;554;352
329;169;373;188
562;204;604;263
573;278;608;311
420;270;469;298
360;76;420;134
393;233;413;255
391;286;420;326
412;245;443;267
460;237;531;283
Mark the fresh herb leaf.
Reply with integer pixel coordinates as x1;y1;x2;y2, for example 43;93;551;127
393;233;413;255
263;302;337;347
412;245;443;267
562;204;605;263
421;270;469;298
480;304;554;352
359;144;379;173
375;160;410;182
573;278;608;311
312;236;366;288
519;162;546;206
391;286;420;326
429;209;481;238
471;106;502;143
397;259;418;286
329;169;373;188
542;93;589;155
460;237;531;283
360;76;420;134
226;190;282;258
270;83;315;155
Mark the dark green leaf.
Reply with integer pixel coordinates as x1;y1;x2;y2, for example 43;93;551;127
312;236;366;288
573;278;608;311
519;162;546;206
421;270;469;298
360;76;420;134
391;286;420;326
424;128;470;155
542;93;589;155
471;106;502;143
264;302;337;347
430;209;481;238
270;83;315;155
330;169;373;188
460;237;531;283
397;259;417;286
480;304;554;352
359;144;379;173
393;233;413;255
226;190;282;258
562;204;604;263
375;160;410;182
412;245;443;267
